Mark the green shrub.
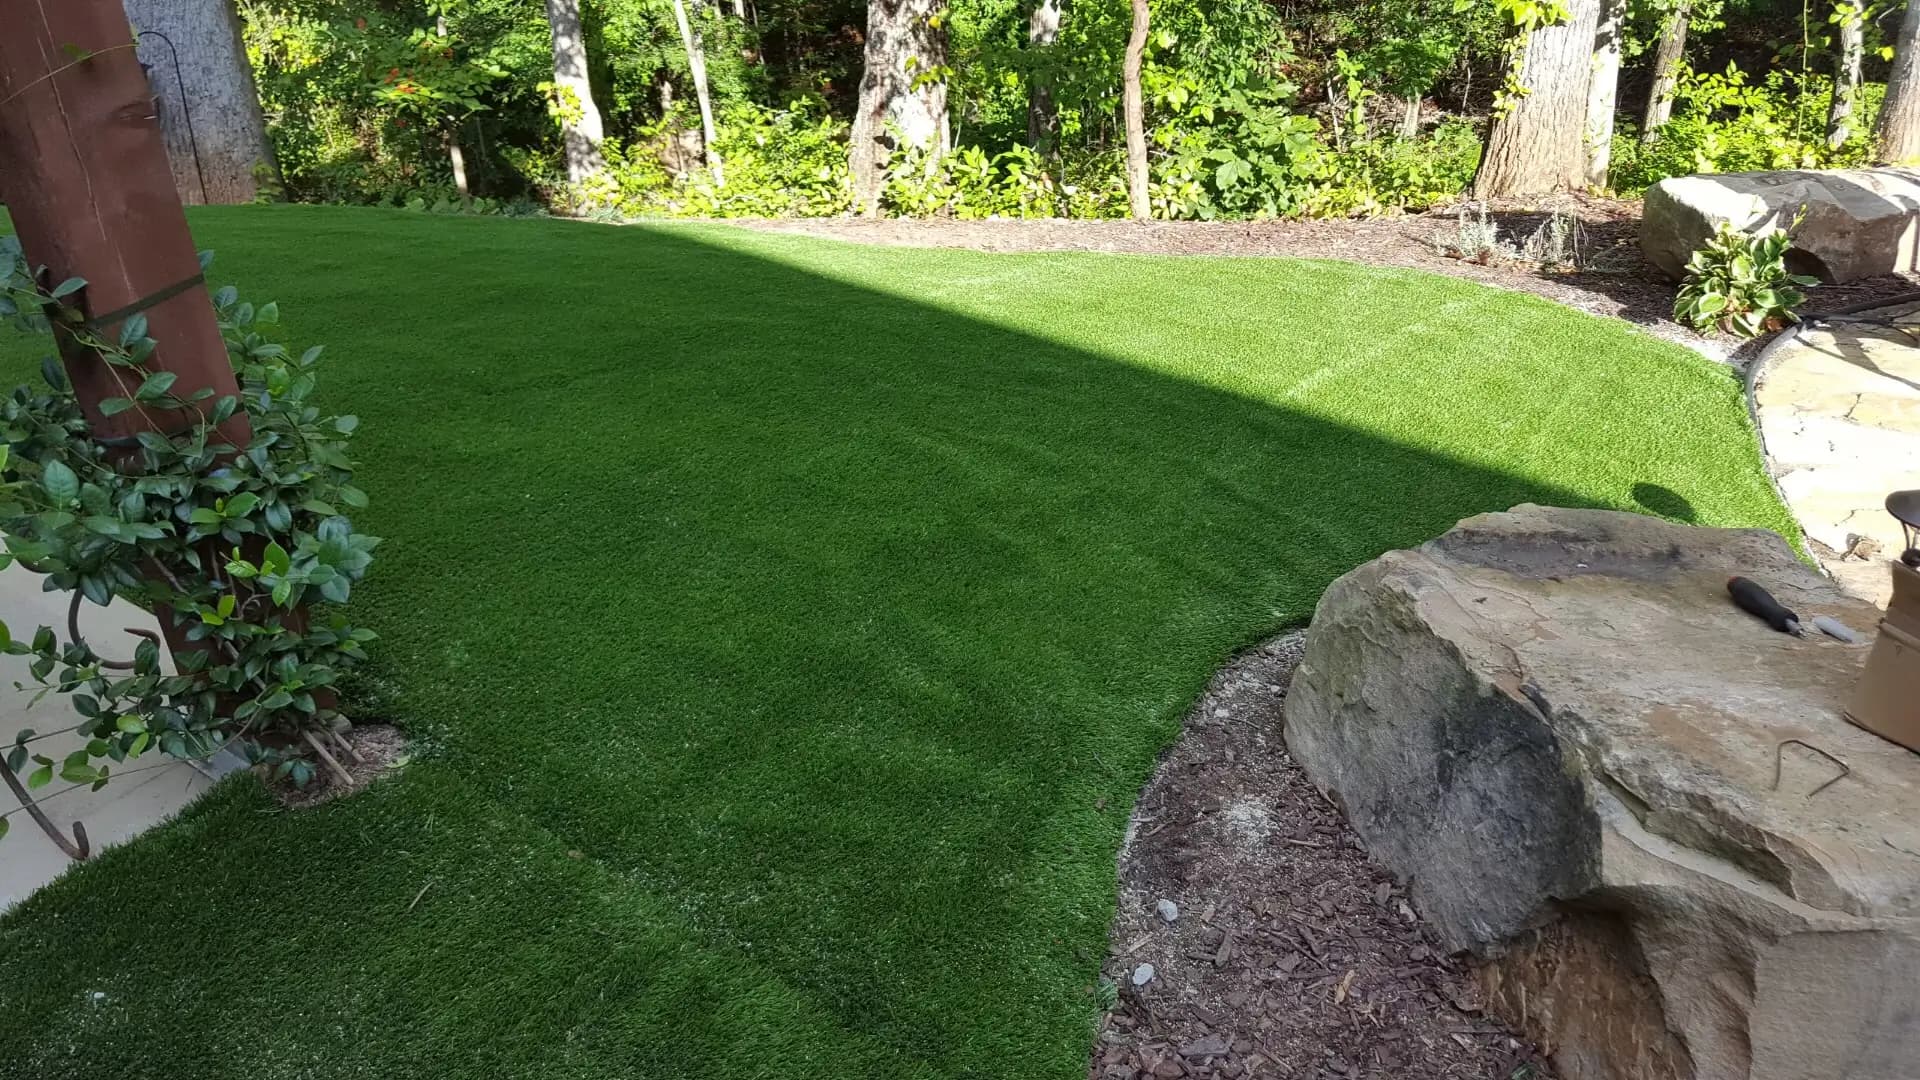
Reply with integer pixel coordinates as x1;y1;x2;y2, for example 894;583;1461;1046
1673;221;1817;337
882;143;1131;219
614;100;854;218
1611;66;1879;194
1313;118;1483;215
0;244;380;810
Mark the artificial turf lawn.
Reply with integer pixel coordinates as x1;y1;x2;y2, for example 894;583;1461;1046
0;206;1793;1078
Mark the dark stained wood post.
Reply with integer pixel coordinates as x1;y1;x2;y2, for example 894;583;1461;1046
0;0;248;447
0;0;253;664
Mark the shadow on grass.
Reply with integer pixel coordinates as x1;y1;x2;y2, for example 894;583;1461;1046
0;208;1748;1080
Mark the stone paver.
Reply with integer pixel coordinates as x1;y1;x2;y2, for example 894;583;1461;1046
0;564;241;911
1753;298;1920;606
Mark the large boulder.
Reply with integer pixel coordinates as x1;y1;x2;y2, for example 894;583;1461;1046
1641;168;1920;283
1284;505;1920;1080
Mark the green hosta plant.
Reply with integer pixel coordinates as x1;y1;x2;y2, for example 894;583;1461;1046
0;237;379;846
1674;221;1818;337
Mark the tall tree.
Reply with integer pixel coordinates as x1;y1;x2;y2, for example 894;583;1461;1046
1830;0;1866;148
123;0;279;203
1881;0;1920;162
435;13;472;206
671;0;725;184
1640;1;1689;140
849;0;951;213
544;0;606;183
1584;0;1627;187
1123;0;1150;221
1028;0;1064;148
1473;0;1601;197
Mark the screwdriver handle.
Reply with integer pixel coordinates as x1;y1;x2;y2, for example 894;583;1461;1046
1728;576;1800;634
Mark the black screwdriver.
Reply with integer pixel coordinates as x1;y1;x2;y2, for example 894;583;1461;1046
1728;576;1803;636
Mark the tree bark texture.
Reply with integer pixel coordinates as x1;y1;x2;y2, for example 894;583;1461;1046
1400;96;1422;139
1640;3;1688;140
122;0;277;204
545;0;606;183
672;0;725;184
0;0;249;447
1124;0;1150;221
1830;0;1865;148
1584;0;1626;188
1028;0;1062;148
1882;0;1920;163
1474;0;1601;198
849;0;950;214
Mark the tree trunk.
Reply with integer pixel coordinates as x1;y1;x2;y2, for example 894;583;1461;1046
1640;2;1688;141
1399;95;1422;139
1028;0;1063;149
544;0;606;183
436;14;472;205
1123;0;1150;221
447;129;471;203
1881;0;1920;163
848;0;950;214
1584;0;1626;188
1473;0;1601;198
1830;0;1866;148
122;0;278;204
671;0;725;184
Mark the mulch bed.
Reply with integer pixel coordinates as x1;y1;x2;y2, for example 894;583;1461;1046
274;723;408;808
1091;633;1551;1080
732;195;1920;366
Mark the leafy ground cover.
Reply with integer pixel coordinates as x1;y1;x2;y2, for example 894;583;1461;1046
0;205;1790;1079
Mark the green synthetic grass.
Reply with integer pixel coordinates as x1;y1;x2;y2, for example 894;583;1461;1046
0;206;1791;1079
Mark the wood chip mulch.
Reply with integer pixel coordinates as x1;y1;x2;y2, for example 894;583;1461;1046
1090;633;1552;1080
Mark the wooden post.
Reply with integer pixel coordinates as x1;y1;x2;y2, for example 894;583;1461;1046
0;0;251;664
0;0;248;447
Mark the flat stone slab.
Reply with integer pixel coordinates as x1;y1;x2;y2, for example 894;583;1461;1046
0;564;239;911
1753;300;1920;606
1285;505;1920;1080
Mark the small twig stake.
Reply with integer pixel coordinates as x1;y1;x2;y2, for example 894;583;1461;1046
301;730;355;789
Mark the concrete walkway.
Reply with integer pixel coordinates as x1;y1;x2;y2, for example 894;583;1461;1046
0;565;240;911
1752;299;1920;607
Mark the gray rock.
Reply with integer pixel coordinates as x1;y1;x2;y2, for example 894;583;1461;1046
1641;167;1920;283
1155;898;1179;923
1130;963;1155;987
1284;505;1920;1080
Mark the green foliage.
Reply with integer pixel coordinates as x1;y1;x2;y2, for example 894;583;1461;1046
1674;221;1818;336
617;100;855;217
229;0;1897;222
1612;66;1881;193
1152;73;1329;218
0;238;378;817
1313;119;1483;215
883;142;1132;218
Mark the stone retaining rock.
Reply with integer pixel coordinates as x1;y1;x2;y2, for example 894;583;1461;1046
1642;168;1920;283
1284;504;1920;1080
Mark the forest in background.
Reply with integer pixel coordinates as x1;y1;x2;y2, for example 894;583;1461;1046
132;0;1917;219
